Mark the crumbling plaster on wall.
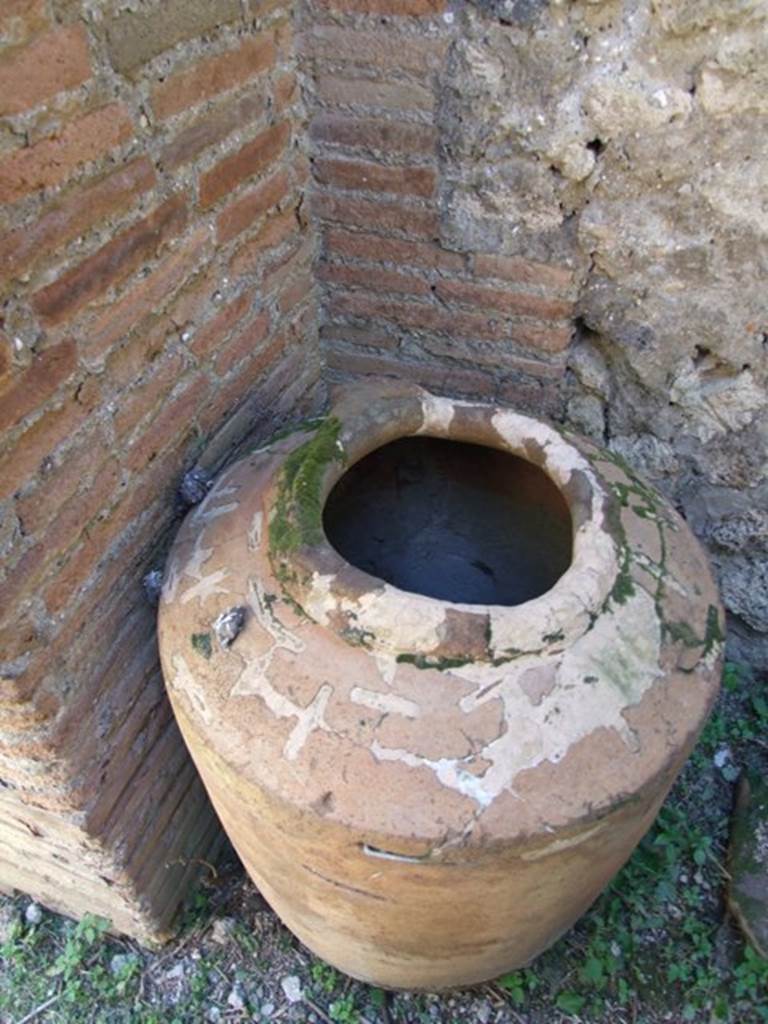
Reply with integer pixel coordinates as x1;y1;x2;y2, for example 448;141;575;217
437;0;768;663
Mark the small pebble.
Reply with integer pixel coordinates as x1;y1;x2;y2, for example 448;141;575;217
179;468;212;507
25;902;42;925
109;953;133;976
261;1002;275;1017
281;975;304;1003
227;986;246;1011
210;916;236;945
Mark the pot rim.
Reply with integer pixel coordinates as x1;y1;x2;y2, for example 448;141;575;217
269;385;621;663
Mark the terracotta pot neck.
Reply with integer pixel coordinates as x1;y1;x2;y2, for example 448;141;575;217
268;383;621;665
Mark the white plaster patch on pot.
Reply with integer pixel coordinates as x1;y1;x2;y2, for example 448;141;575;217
350;687;420;719
341;586;447;653
162;556;182;605
170;653;212;725
371;742;496;808
230;583;331;759
179;533;230;606
302;572;336;627
246;579;304;656
283;683;333;761
417;394;455;434
247;511;263;551
191;483;239;525
372;588;662;808
374;653;397;686
521;820;609;861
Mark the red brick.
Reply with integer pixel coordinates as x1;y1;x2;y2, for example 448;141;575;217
313;157;435;197
316;0;445;12
0;25;91;116
421;332;568;378
82;226;210;367
474;253;576;294
0;0;49;48
326;347;497;399
199;121;291;209
112;353;186;438
152;31;276;119
213;311;271;376
298;26;446;73
124;376;207;471
227;207;300;278
320;322;399;351
312;191;438;238
23;457;123;568
0;390;98;502
434;279;573;321
318;261;430;296
274;71;298;113
160;92;265;171
0;157;156;283
103;320;169;392
278;272;315;315
0;103;134;205
325;228;463;272
0;339;77;434
310;114;436;156
189;290;255;360
31;196;188;327
12;421;111;536
315;74;433;112
328;291;574;353
216;168;290;244
198;336;285;432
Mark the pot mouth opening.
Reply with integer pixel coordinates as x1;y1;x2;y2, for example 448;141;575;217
322;435;573;607
270;387;620;662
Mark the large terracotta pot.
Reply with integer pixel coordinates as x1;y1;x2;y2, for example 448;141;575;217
158;381;723;990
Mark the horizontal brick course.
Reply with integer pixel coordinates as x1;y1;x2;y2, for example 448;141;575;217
216;168;291;244
0;339;77;434
474;253;576;294
315;74;434;112
312;191;438;238
31;196;188;327
213;310;271;376
434;279;574;321
81;227;211;368
318;261;431;296
0;157;156;284
152;31;276;119
199;121;291;208
0;25;91;116
310;114;436;157
0;103;134;205
313;157;435;197
324;228;464;272
299;26;447;73
328;291;573;353
160;93;266;172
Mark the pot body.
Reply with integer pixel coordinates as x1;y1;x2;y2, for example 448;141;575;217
158;382;723;990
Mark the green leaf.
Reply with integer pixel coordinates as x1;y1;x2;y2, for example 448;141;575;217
556;992;586;1014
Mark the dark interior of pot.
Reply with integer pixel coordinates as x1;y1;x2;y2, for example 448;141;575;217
323;436;573;606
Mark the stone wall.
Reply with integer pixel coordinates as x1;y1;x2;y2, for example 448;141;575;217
301;0;768;667
0;0;321;940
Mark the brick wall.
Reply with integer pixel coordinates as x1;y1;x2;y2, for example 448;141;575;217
298;0;577;414
0;0;321;940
